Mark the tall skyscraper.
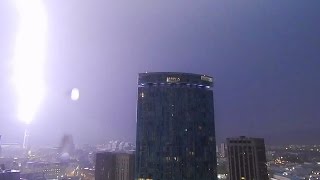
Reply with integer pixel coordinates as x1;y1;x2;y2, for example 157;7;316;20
95;152;135;180
136;72;217;180
227;136;268;180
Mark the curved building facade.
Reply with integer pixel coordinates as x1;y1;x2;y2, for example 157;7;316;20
136;72;217;180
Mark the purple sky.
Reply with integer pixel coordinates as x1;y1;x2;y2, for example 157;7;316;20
0;0;320;146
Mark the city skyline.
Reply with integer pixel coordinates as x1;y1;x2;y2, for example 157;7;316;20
0;1;320;146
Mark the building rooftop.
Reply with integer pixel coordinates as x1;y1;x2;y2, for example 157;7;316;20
138;72;214;88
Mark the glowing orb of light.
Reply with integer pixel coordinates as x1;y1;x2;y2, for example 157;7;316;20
71;88;80;101
12;0;48;124
60;152;70;161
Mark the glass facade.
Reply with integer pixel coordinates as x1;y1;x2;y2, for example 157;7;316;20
135;72;217;180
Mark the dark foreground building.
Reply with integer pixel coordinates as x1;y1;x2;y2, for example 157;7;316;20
0;170;20;180
136;72;217;180
227;136;268;180
95;152;135;180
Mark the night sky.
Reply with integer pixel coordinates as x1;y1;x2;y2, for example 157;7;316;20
0;1;320;146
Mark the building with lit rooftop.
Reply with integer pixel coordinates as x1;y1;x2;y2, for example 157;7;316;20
135;72;217;180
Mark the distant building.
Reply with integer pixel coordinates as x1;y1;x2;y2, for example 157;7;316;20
59;134;75;162
227;136;268;180
0;135;2;157
220;143;226;157
271;174;296;180
0;170;20;180
95;152;135;180
99;140;135;152
136;72;217;180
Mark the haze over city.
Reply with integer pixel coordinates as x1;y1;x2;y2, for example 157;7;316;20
0;0;320;146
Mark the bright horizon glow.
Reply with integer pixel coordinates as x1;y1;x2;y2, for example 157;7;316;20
12;0;47;124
